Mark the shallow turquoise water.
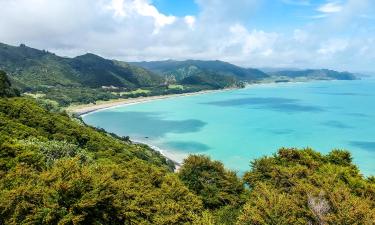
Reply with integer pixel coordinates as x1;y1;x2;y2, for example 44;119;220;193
83;80;375;175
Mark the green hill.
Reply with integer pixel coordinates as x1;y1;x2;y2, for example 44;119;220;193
131;60;269;82
269;69;357;80
0;42;359;107
0;43;163;90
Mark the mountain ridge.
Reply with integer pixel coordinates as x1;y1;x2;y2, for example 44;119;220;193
130;59;270;82
0;42;163;90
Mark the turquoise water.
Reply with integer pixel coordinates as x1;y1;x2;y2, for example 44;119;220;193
83;80;375;175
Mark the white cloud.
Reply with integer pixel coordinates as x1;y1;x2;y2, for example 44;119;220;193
184;16;196;29
317;2;343;13
105;0;176;33
0;0;374;71
228;24;278;55
317;39;348;55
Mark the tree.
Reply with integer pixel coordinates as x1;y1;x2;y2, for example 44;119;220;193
240;148;375;225
237;183;306;225
178;155;245;209
0;70;19;97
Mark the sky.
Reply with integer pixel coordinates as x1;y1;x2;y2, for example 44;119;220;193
0;0;375;72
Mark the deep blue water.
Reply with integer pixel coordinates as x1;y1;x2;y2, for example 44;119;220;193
83;80;375;175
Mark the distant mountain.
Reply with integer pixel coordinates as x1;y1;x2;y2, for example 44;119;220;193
259;67;301;73
0;43;163;90
0;42;358;93
269;69;357;80
131;60;269;82
68;53;163;88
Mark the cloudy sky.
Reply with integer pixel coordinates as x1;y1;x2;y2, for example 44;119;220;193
1;0;374;72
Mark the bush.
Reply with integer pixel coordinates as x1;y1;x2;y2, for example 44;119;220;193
178;155;245;209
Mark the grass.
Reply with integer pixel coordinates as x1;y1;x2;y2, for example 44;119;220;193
168;84;184;90
23;92;46;98
114;89;151;96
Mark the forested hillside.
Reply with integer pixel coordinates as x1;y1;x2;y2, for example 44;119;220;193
1;71;374;224
0;43;246;106
270;69;357;80
131;60;269;82
0;43;163;90
0;42;359;107
0;70;19;97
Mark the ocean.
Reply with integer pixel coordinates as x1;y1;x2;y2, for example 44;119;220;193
83;79;375;176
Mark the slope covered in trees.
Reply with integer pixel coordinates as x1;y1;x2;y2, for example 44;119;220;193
1;42;359;107
0;70;19;97
0;98;207;224
0;43;163;90
270;69;357;80
0;43;246;106
131;60;269;82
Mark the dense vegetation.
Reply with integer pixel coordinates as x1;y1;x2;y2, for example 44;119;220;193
0;98;208;224
1;85;373;223
0;43;245;106
131;60;269;82
0;70;19;97
1;50;372;224
239;148;375;224
269;69;357;80
0;43;162;89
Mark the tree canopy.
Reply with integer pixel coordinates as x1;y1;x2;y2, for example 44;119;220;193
0;70;19;97
0;95;374;224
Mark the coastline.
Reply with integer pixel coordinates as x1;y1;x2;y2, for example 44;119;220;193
70;79;345;171
66;88;236;116
66;87;241;170
66;79;340;116
133;140;184;171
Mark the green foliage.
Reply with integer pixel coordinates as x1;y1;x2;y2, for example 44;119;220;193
0;158;203;225
0;98;175;171
240;148;375;225
0;43;163;90
237;183;305;225
131;60;269;81
270;69;357;80
1;43;243;107
0;70;19;97
0;97;208;224
178;155;245;209
180;72;237;89
18;138;91;167
0;93;373;224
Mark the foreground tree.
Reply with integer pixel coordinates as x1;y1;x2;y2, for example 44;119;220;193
0;158;204;225
178;155;245;209
239;148;375;225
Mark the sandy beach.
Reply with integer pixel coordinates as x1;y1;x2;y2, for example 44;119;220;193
66;88;235;116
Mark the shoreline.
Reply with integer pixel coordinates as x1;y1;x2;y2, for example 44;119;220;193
66;79;342;116
70;79;346;170
66;88;236;116
132;140;183;171
66;87;240;170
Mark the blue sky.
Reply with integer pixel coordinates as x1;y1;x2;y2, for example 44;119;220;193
0;0;374;72
152;0;199;16
153;0;321;29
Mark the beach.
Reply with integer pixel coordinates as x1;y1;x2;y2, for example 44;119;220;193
66;78;320;116
66;88;236;116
